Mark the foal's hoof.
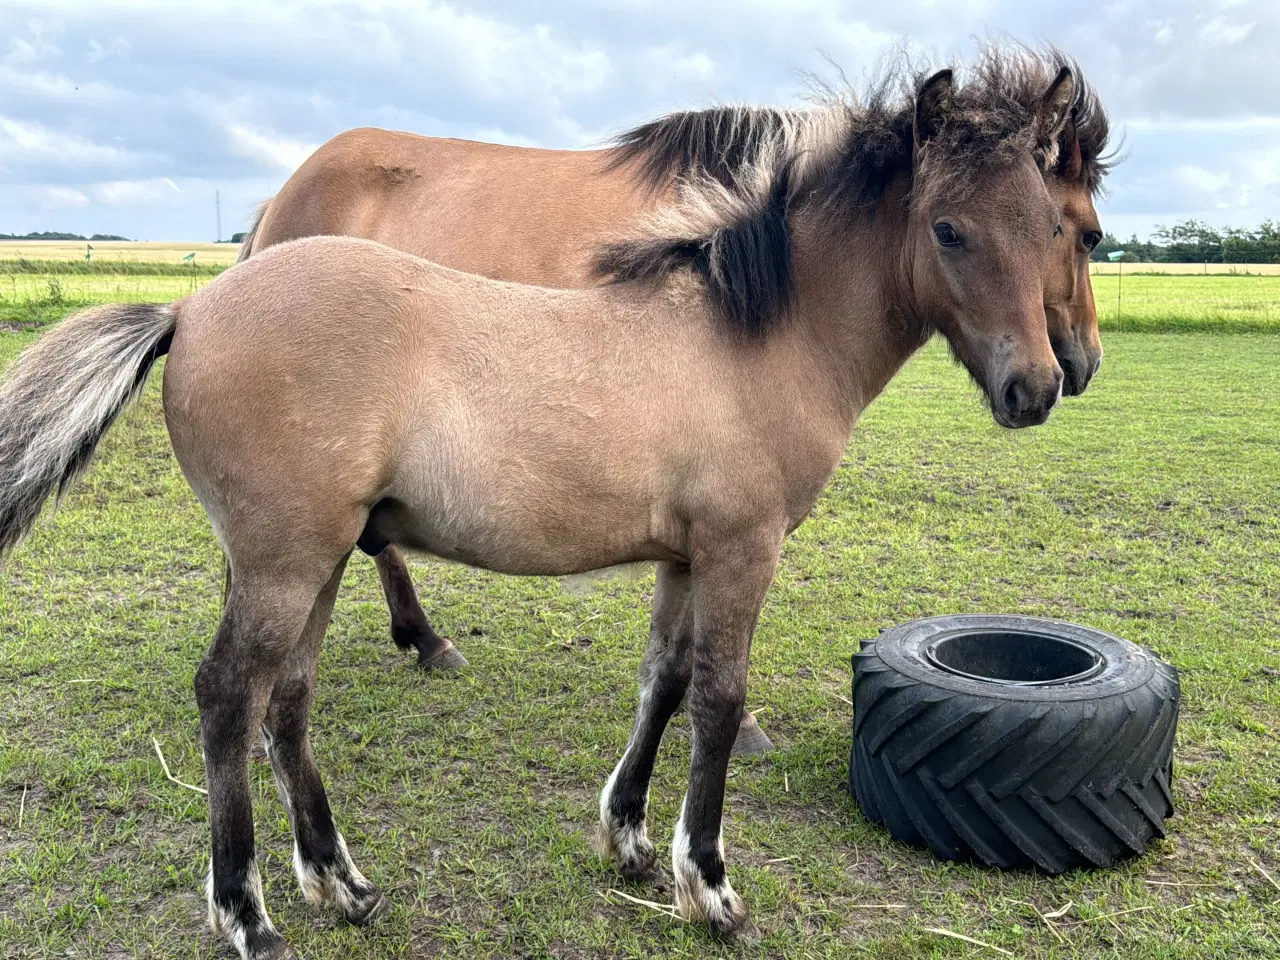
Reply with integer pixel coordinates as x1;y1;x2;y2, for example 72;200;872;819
345;889;391;926
620;859;669;893
417;643;469;672
712;914;762;944
730;712;775;757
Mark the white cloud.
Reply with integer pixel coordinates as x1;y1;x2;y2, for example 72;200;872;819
1173;165;1230;196
0;115;126;164
91;177;180;205
223;124;319;172
43;186;90;208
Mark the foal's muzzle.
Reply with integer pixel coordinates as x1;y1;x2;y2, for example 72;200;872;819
995;366;1063;428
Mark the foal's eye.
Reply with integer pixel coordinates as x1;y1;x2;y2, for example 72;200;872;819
1053;222;1064;239
1081;231;1103;251
933;222;962;249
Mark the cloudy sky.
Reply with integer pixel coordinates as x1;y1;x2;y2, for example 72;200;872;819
1;0;1275;242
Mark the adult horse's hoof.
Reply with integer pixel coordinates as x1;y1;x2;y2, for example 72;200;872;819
729;712;774;757
417;642;469;672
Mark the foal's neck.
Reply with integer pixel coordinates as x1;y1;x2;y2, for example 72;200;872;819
786;191;929;428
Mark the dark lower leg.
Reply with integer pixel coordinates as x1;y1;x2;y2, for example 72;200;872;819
374;546;466;670
197;602;301;960
669;545;777;940
598;562;693;886
263;557;386;924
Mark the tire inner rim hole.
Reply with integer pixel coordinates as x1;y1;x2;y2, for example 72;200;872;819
925;631;1106;686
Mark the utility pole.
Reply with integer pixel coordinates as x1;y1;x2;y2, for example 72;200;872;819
215;190;222;243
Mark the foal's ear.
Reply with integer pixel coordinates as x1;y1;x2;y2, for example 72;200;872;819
1057;113;1084;183
914;69;954;149
1036;66;1076;147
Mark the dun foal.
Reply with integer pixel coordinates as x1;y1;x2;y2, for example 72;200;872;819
1;66;1076;958
241;47;1111;698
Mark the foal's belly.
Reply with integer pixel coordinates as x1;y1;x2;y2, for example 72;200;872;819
372;417;683;576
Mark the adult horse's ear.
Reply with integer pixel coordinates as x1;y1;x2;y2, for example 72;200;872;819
914;69;954;149
1057;112;1084;183
1037;66;1076;147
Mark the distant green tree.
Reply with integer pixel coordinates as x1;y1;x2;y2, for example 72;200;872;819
1152;220;1223;262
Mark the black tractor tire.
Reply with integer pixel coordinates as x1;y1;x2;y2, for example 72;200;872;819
850;615;1179;873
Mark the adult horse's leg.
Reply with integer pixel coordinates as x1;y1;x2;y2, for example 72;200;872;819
374;546;468;670
597;561;694;888
196;561;341;960
263;555;388;924
672;540;779;940
731;708;774;756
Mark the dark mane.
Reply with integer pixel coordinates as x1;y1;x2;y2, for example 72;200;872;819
974;42;1113;194
605;106;797;192
597;46;1111;336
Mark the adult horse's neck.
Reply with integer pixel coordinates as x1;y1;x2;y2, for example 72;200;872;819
785;176;931;431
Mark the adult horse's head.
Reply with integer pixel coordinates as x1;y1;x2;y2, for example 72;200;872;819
905;66;1076;428
978;46;1113;397
1045;138;1104;396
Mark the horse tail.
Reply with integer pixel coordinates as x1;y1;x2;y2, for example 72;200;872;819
236;198;272;262
0;301;178;557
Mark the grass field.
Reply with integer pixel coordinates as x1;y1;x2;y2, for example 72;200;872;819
1089;263;1280;276
1090;274;1280;332
1;318;1278;958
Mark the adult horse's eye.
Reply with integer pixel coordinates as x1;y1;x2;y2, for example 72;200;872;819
1053;222;1063;239
933;222;962;248
1082;231;1102;251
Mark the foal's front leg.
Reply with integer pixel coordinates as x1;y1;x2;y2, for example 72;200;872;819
597;561;694;887
672;540;780;939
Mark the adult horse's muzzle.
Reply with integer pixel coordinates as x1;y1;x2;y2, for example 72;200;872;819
1053;335;1101;397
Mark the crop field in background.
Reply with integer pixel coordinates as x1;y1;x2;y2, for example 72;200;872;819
1;258;1279;959
0;241;241;265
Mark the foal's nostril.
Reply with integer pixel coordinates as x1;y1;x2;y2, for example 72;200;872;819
1002;376;1028;419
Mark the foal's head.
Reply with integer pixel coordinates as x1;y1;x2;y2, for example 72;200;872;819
906;67;1077;428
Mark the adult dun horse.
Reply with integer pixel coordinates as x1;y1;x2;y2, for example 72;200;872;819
0;65;1077;958
240;49;1111;732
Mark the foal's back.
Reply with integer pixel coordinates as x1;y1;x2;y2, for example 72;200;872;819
165;237;819;575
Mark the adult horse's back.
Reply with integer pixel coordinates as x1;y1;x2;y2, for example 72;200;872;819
251;128;653;286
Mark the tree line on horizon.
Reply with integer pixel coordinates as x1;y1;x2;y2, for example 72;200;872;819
0;231;132;242
1093;220;1280;264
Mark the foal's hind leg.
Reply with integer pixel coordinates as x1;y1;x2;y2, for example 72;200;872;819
196;564;341;960
597;561;694;889
263;555;388;925
374;546;468;671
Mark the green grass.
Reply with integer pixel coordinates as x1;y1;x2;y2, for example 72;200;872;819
1;323;1278;958
1092;274;1280;332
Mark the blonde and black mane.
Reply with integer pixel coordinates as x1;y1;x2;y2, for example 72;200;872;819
598;46;1112;336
